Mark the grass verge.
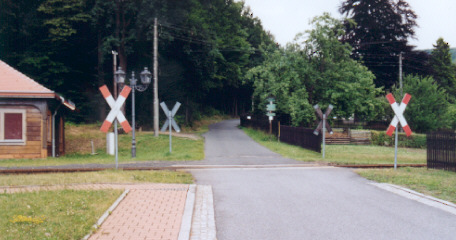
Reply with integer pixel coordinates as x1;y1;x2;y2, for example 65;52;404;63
242;127;426;165
0;189;123;240
0;115;232;168
0;170;193;187
356;167;456;204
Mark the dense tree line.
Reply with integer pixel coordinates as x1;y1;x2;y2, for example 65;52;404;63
2;0;456;133
0;0;275;126
248;0;456;132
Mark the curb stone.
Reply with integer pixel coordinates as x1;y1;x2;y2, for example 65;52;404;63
82;189;130;240
179;184;197;240
370;183;456;216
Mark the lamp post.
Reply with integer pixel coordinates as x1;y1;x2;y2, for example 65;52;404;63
115;67;151;158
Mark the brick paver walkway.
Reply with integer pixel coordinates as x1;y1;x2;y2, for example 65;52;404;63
1;183;190;240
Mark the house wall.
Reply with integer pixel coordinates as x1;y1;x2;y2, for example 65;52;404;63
0;104;46;159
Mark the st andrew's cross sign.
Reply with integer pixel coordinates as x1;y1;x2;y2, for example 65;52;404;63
99;85;132;133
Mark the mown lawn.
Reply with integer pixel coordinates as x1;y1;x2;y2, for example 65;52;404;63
356;167;456;204
0;189;123;240
0;169;194;187
242;127;426;165
0;170;193;239
0;133;204;168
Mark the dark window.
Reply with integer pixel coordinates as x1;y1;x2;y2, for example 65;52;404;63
4;113;22;140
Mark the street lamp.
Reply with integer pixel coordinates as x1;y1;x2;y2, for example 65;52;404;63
115;66;151;158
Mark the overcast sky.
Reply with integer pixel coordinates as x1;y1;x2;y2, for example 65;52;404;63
240;0;456;50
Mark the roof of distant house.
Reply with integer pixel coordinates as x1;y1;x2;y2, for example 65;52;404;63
0;60;75;110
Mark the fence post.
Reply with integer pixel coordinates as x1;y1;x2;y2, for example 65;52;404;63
278;121;281;142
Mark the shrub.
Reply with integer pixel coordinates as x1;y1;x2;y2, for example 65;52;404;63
370;130;426;148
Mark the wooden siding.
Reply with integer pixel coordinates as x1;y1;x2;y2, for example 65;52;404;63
0;105;44;159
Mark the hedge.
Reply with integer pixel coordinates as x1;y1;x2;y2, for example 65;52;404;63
370;130;426;149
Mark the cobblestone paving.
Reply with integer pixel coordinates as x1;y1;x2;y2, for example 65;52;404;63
190;185;216;240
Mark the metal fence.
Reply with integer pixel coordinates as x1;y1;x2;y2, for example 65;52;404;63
427;131;456;172
240;116;279;136
279;125;321;153
240;116;321;153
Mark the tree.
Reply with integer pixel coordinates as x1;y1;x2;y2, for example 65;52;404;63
430;38;456;101
340;0;419;89
246;14;382;126
392;75;449;132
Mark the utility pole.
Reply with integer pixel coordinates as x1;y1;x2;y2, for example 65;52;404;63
394;52;403;170
153;18;159;137
399;52;403;97
112;50;119;169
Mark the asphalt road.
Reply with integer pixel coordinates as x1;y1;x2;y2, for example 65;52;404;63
191;119;456;240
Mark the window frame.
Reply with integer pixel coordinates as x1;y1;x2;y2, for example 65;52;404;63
0;109;26;145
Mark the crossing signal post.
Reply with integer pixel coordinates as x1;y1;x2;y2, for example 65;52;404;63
313;104;334;159
160;102;181;153
386;93;413;169
99;85;132;169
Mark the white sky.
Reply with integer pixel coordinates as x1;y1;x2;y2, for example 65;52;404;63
240;0;456;50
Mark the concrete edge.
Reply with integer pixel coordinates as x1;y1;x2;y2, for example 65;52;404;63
82;189;130;240
178;184;197;240
205;185;217;240
370;183;456;216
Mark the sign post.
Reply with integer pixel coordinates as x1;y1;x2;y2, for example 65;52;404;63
266;97;276;134
99;85;132;169
386;93;412;169
160;102;181;153
313;104;334;159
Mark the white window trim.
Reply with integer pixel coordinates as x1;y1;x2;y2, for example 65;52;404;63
0;109;27;145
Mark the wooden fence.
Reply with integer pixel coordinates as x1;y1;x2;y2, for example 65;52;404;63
427;131;456;172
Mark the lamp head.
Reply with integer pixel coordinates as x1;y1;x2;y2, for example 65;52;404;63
115;67;126;85
140;67;152;85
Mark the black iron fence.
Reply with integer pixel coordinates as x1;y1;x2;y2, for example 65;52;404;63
240;116;321;153
427;131;456;172
240;116;279;136
279;125;321;153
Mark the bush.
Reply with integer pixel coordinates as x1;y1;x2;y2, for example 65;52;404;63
370;130;426;148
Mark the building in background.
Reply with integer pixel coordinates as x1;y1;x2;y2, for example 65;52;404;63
0;60;75;159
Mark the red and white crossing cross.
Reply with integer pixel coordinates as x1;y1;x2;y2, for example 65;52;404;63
386;93;412;137
99;85;132;133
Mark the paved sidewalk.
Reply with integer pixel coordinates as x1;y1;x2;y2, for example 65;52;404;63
1;183;217;240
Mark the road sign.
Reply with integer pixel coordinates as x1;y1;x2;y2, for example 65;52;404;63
266;104;276;111
386;93;412;137
313;104;334;159
313;104;334;136
160;102;181;132
99;85;132;133
266;112;276;117
160;102;181;153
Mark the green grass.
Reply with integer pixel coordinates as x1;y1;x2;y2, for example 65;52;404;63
242;127;426;165
0;132;204;168
0;116;233;168
0;170;194;187
356;168;456;204
0;170;193;239
0;189;123;240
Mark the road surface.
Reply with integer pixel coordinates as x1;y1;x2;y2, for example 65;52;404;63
191;119;456;239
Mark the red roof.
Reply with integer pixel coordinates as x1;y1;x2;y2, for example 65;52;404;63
0;60;75;110
0;60;55;98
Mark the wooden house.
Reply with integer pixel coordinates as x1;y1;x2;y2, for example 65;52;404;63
0;60;75;159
